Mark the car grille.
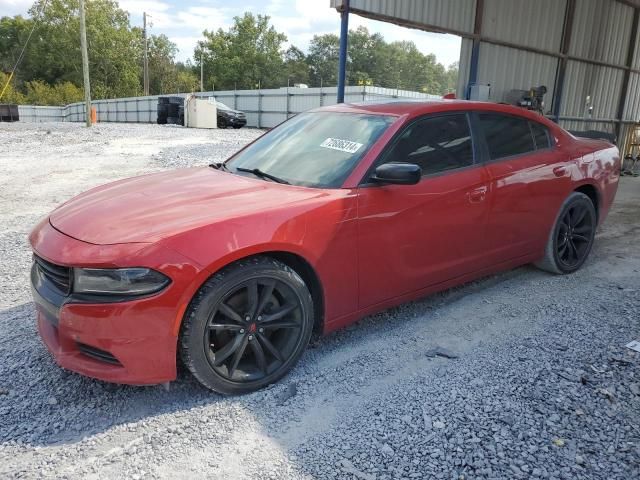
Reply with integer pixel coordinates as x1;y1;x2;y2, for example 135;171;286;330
34;255;72;294
77;343;122;365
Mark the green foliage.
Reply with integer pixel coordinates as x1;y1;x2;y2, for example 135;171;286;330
307;27;458;94
24;80;83;105
282;46;310;86
307;33;340;87
1;0;140;103
196;13;288;90
143;34;199;94
0;72;26;103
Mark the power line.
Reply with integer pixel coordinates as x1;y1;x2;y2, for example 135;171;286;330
0;0;49;100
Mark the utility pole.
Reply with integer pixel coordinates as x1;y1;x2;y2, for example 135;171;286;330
200;51;204;92
79;0;91;127
143;12;149;96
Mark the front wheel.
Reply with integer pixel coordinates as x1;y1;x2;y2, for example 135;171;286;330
180;257;314;394
535;192;597;274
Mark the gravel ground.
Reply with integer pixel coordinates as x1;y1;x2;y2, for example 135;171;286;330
0;122;638;480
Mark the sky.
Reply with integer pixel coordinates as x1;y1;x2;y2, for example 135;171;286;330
1;0;462;67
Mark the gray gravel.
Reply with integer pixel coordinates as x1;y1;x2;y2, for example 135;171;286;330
0;122;639;479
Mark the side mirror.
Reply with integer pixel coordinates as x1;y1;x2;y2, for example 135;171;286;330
371;162;421;185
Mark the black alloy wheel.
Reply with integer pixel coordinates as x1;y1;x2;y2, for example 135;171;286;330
536;191;597;274
180;257;314;394
218;117;227;128
205;277;304;381
555;202;594;269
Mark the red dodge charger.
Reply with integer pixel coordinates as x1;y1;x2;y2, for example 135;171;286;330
30;101;620;394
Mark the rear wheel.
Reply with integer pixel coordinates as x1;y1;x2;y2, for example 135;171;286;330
535;192;597;274
218;117;227;129
180;257;314;394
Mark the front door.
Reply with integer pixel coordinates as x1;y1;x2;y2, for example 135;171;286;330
356;112;492;309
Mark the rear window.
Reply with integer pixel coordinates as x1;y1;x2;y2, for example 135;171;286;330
530;121;551;149
479;113;535;160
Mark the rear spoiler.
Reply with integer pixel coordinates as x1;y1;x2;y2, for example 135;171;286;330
569;130;617;145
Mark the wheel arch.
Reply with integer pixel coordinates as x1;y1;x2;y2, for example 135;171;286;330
573;182;600;222
178;248;326;337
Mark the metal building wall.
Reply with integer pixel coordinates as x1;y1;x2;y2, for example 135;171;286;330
332;0;640;143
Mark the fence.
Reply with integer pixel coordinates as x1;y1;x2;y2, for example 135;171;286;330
17;105;65;123
17;86;439;128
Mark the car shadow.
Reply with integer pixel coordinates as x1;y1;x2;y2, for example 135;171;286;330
0;265;539;449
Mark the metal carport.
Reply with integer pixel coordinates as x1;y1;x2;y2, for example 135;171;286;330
331;0;640;144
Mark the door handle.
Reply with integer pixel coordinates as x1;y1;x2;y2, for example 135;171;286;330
467;186;487;203
553;166;567;177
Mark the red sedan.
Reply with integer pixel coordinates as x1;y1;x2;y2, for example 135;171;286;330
30;101;620;394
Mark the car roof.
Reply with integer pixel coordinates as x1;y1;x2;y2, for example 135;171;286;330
312;99;555;126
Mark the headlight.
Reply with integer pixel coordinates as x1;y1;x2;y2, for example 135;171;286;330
73;268;170;296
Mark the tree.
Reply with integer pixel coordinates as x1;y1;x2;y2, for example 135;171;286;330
282;46;309;86
196;13;287;90
307;33;339;87
306;27;459;94
0;0;142;100
145;33;185;95
0;15;34;78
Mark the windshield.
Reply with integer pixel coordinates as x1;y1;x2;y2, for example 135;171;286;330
226;112;395;188
216;102;231;111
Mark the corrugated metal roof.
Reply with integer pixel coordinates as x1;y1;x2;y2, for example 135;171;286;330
560;61;624;118
332;0;476;34
569;0;633;66
481;0;566;52
476;43;558;107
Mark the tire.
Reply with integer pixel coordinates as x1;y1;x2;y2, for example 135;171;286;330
233;125;243;129
166;116;179;124
217;117;227;129
180;256;314;395
535;192;597;274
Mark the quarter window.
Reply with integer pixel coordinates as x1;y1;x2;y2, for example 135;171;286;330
384;114;474;176
530;121;551;149
479;113;535;160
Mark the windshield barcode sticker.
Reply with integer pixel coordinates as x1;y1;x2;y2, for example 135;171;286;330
320;137;363;154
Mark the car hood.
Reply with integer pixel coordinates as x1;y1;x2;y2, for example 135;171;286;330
219;108;243;116
49;167;327;245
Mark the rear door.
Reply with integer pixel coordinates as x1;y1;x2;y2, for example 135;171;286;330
476;113;572;262
356;112;492;308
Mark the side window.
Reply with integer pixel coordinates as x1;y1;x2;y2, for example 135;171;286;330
385;114;474;176
530;121;551;149
479;113;535;160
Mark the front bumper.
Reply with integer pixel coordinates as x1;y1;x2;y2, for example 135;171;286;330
225;116;247;127
29;219;203;385
33;277;178;385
